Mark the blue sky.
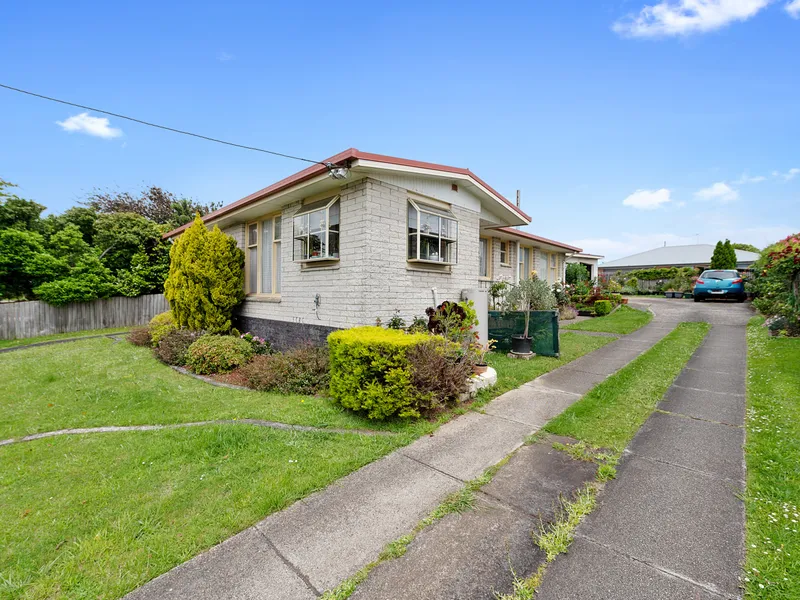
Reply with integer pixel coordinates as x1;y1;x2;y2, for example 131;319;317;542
1;0;798;260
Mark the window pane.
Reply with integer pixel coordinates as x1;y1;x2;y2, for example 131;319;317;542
329;232;339;258
248;223;258;246
274;241;281;292
420;212;439;236
309;232;325;258
261;219;272;294
408;234;417;259
441;218;457;240
294;237;308;261
442;239;457;264
500;241;507;264
248;247;258;293
479;238;488;277
420;235;439;260
294;213;308;237
274;216;281;240
407;204;418;233
309;208;325;233
329;200;340;231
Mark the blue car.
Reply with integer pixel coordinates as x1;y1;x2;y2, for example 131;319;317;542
693;270;746;302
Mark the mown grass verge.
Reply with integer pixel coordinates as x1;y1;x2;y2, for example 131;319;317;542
562;305;652;335
744;317;800;599
545;322;710;451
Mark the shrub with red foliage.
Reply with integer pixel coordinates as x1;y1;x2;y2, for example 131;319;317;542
236;344;330;395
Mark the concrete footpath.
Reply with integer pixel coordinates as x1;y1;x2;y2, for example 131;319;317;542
126;312;674;600
537;309;748;599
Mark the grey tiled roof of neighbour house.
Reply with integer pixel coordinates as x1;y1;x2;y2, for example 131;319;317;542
600;244;759;269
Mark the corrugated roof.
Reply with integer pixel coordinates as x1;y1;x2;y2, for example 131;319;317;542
599;244;760;268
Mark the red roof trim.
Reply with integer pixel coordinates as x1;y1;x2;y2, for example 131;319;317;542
491;227;583;253
164;148;530;238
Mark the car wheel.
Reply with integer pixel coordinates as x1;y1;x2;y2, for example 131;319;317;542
737;295;746;303
694;296;702;302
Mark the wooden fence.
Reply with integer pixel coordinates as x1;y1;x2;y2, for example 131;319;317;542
0;294;169;341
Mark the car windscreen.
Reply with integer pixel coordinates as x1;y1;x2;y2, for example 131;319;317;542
701;270;738;280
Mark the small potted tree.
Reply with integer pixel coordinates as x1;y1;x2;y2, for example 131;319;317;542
506;277;556;356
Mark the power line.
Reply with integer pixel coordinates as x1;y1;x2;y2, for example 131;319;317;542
0;83;326;166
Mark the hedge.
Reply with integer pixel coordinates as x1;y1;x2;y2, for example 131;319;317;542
328;326;431;419
594;300;612;316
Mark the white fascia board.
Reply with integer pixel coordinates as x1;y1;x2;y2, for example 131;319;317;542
352;159;529;226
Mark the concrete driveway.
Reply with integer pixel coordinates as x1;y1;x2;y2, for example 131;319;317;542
538;297;753;600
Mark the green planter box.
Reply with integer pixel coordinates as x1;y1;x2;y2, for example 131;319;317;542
488;310;560;357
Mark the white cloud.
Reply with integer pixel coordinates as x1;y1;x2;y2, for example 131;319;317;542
732;173;766;184
784;168;800;180
56;112;122;139
676;201;687;207
622;188;672;210
786;0;800;17
613;0;772;38
695;181;739;202
217;51;234;62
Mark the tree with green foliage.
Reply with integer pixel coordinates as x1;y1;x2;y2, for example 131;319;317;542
710;240;737;269
565;262;590;285
0;179;46;232
86;186;220;228
732;242;760;254
164;215;244;333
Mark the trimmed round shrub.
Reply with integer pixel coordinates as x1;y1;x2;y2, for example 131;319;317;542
156;329;204;366
148;311;177;346
186;334;254;374
127;326;152;347
328;326;433;419
237;345;330;395
594;300;612;316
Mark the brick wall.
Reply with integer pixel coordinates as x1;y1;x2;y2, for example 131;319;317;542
224;177;482;336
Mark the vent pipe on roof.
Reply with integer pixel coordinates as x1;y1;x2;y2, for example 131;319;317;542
516;190;521;208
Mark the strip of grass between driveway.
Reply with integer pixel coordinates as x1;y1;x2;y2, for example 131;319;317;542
743;317;800;599
545;321;709;452
562;305;653;335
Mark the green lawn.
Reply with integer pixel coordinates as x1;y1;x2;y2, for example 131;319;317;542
0;425;401;599
562;305;653;335
545;322;709;451
0;327;131;350
744;318;800;599
479;332;614;403
0;326;614;599
0;337;433;439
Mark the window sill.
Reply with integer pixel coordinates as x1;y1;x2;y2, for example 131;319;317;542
245;295;281;303
301;260;340;272
479;276;492;281
500;263;511;268
407;264;452;274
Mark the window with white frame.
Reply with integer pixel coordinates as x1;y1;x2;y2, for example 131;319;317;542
499;241;508;265
245;215;282;295
293;196;340;262
407;200;458;264
518;246;532;280
479;237;491;278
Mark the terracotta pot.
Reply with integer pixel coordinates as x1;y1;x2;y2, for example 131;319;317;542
473;363;489;375
621;298;629;304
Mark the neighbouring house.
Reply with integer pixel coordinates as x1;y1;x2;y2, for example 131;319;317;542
165;148;581;347
566;252;604;281
598;244;760;277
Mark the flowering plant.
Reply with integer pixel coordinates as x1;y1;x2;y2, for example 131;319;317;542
240;332;272;355
470;339;496;365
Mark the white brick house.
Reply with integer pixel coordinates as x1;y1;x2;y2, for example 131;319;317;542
165;149;581;347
